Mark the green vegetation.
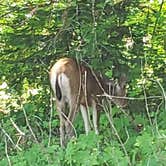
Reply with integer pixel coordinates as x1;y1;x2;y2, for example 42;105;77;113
0;0;166;165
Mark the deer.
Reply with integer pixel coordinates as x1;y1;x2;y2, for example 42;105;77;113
49;57;127;147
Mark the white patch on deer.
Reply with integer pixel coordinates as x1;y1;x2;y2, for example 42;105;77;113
58;73;71;103
115;84;121;94
50;70;57;94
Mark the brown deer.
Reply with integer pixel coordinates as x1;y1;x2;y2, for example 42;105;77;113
49;57;127;146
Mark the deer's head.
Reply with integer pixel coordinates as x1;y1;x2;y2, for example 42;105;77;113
107;74;127;108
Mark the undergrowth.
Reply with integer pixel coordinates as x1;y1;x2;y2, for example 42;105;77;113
0;79;165;166
0;104;166;166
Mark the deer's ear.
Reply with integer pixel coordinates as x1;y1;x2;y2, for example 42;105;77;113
118;74;127;88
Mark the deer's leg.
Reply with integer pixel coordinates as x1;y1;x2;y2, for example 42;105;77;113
80;104;90;134
59;111;65;147
92;100;99;134
65;97;78;140
56;102;65;147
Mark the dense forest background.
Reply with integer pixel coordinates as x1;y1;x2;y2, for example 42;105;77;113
0;0;166;165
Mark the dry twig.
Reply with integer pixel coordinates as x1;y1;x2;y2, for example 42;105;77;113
0;124;22;151
103;105;132;166
4;136;11;166
22;105;38;143
48;93;53;147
